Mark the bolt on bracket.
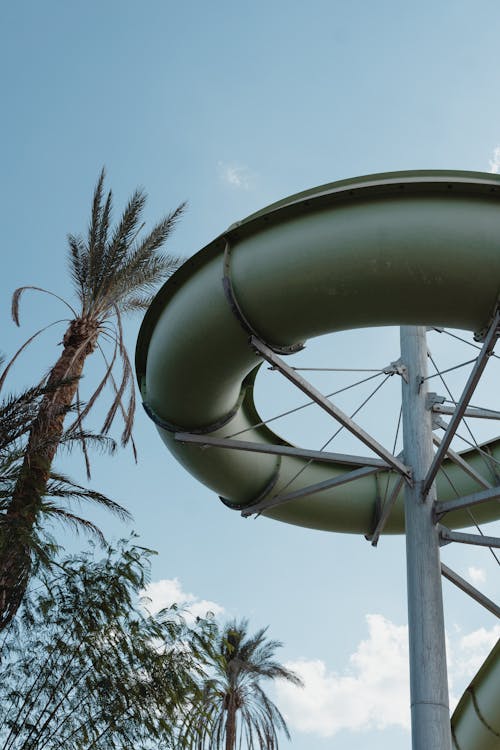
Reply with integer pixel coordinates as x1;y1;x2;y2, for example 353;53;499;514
383;358;408;383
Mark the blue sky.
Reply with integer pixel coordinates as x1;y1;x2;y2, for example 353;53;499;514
1;2;500;748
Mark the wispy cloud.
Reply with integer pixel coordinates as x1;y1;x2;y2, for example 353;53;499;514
141;577;224;622
274;615;500;739
489;146;500;173
467;566;486;585
218;161;253;189
449;624;500;685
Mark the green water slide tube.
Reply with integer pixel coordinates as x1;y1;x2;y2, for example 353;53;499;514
136;170;500;748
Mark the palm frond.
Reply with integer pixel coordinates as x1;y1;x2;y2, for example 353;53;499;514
65;338;118;437
92;187;113;302
57;430;116;455
74;386;91;479
103;202;185;311
38;504;108;547
67;233;88;299
0;320;69;395
11;286;77;326
45;472;131;522
101;307;133;440
88;167;106;255
102;189;147;281
0;381;78;454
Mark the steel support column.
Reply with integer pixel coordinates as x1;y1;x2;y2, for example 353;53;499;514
400;326;452;750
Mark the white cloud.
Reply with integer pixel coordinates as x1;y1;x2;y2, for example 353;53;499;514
467;566;486;585
489;146;500;173
450;625;500;686
276;615;410;737
274;616;500;739
141;577;224;622
218;161;253;189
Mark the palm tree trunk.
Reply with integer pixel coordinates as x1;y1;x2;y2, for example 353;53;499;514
0;318;98;630
225;699;237;750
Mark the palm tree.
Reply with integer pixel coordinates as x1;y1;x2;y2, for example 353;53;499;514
0;360;131;629
0;171;185;628
180;619;303;750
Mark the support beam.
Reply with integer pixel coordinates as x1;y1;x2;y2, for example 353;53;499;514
432;404;500;420
368;475;405;547
174;432;389;469
432;434;492;489
251;336;411;479
241;465;380;517
434;485;500;519
424;311;500;495
438;526;500;549
441;564;500;619
400;326;452;750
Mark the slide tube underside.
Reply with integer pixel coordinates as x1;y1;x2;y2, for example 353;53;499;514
136;170;500;749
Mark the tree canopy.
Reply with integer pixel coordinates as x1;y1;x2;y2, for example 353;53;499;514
0;539;202;750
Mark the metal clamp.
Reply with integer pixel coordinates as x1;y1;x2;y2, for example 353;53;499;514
222;239;305;355
219;457;282;514
142;393;244;435
383;358;408;382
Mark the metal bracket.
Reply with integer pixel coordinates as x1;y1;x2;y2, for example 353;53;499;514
426;392;446;409
383;358;408;382
219;457;282;513
141;382;248;435
222;239;305;355
427;393;446;429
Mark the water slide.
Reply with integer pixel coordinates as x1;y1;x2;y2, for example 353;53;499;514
136;171;500;748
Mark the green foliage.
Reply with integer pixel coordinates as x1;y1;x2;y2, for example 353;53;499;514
0;540;201;750
179;618;303;750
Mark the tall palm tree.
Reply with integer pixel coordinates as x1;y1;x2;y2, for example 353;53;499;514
0;171;185;628
180;619;303;750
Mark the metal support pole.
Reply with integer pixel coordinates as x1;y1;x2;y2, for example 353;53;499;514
400;326;452;750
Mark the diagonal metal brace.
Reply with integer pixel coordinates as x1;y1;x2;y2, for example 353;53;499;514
250;336;412;480
241;465;380;517
434;485;500;519
438;525;500;549
441;564;500;619
424;310;500;495
367;475;405;547
431;404;500;421
432;433;492;489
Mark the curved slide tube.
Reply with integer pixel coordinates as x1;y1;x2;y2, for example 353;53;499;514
136;171;500;748
451;637;500;749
